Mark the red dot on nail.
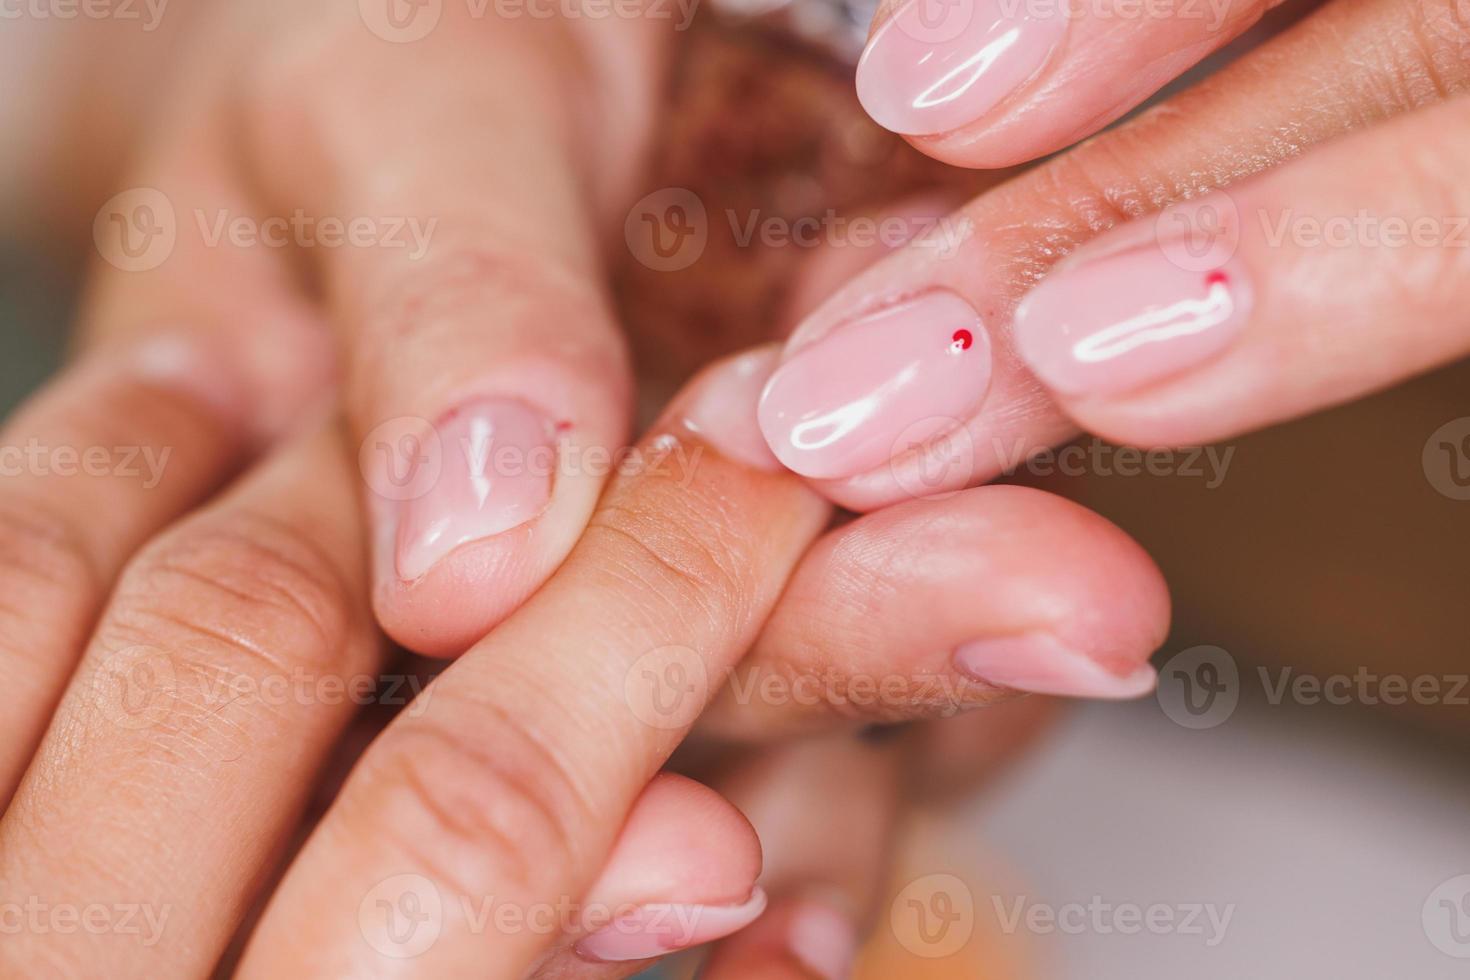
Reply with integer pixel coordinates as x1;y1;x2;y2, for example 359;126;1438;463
1206;270;1229;288
555;420;573;433
952;329;974;351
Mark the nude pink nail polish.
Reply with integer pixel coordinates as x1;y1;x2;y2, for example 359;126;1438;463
681;348;784;471
758;291;991;481
393;399;556;580
1013;249;1253;397
955;633;1156;699
856;0;1068;137
575;889;768;963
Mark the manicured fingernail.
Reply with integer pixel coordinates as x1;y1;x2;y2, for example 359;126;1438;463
856;0;1067;136
954;633;1156;699
788;903;858;980
576;888;768;963
681;348;784;471
758;291;990;480
393;398;555;580
1013;248;1253;397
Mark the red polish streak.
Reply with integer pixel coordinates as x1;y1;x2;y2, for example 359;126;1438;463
951;329;974;351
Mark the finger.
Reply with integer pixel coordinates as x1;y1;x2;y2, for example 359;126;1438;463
855;0;1289;166
528;773;766;977
0;339;249;798
242;8;671;655
701;736;906;979
758;0;1470;509
1011;93;1470;445
0;89;333;794
0;425;381;977
700;483;1168;740
236;351;832;976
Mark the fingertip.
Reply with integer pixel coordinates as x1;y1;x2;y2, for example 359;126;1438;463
600;773;764;901
370;525;549;656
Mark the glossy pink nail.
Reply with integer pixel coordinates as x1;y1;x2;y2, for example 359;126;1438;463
394;399;555;580
758;291;991;480
681;348;783;471
955;633;1156;699
576;889;768;963
1013;249;1253;397
856;0;1067;137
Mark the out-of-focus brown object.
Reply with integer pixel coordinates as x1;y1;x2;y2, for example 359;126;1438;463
612;16;1015;409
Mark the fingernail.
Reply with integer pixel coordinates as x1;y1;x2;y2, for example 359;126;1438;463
788;902;858;980
1013;249;1253;397
393;398;556;580
130;333;250;425
681;348;784;471
758;291;990;480
954;633;1156;699
856;0;1067;136
576;888;768;963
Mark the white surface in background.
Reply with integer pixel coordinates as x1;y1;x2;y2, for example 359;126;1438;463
970;697;1470;979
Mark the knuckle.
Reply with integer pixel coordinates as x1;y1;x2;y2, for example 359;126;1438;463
585;488;759;626
0;495;99;604
346;244;618;421
0;496;99;669
349;706;593;900
105;508;354;680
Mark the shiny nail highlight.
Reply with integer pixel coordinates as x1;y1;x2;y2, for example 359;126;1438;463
394;398;555;580
759;291;991;480
856;0;1067;136
1013;249;1252;397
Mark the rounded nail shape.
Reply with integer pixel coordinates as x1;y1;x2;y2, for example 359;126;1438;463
758;291;991;481
856;0;1068;136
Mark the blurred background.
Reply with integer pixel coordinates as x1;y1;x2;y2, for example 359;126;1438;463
5;3;1470;977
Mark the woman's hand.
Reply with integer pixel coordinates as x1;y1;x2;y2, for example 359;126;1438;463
0;343;1051;976
758;0;1470;505
78;0;678;657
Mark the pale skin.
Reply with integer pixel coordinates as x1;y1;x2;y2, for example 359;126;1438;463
2;0;1469;974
